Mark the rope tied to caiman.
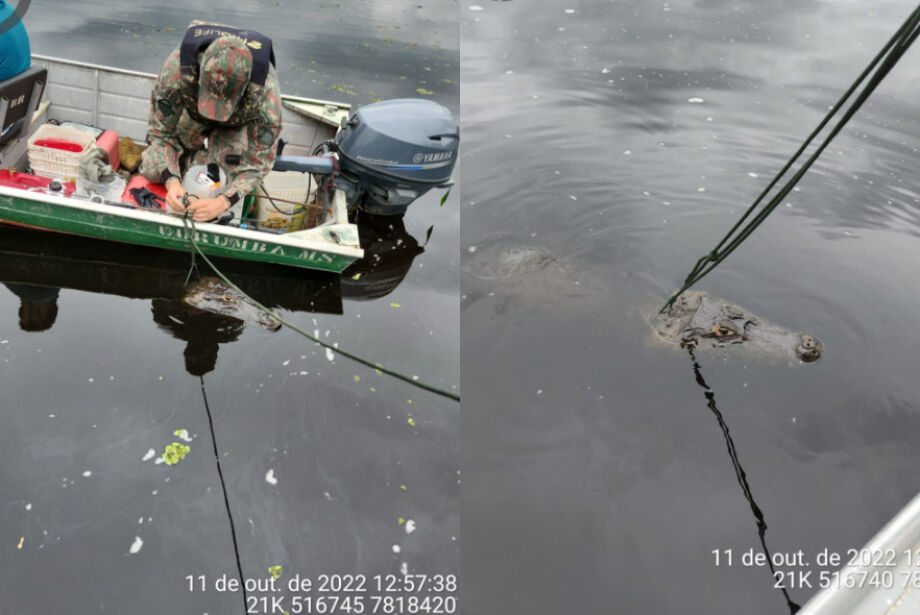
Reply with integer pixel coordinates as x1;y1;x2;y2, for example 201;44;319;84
178;213;461;402
661;4;920;313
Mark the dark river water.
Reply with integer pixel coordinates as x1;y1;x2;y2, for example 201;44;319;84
1;1;458;613
462;1;920;614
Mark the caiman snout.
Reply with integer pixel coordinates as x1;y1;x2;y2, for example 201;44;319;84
796;335;823;363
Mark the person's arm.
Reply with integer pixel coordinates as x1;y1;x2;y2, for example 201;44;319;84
139;50;185;189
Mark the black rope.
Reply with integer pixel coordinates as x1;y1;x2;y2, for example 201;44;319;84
687;348;800;614
662;4;920;313
199;375;249;614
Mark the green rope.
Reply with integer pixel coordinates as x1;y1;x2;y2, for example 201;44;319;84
179;215;460;402
661;4;920;313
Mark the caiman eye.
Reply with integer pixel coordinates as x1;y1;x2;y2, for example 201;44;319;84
800;349;820;362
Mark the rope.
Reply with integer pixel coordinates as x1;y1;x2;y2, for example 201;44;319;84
179;215;460;402
661;4;920;313
199;375;249;614
687;348;800;614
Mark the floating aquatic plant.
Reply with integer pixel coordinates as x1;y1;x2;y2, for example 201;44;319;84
268;565;283;579
162;442;191;466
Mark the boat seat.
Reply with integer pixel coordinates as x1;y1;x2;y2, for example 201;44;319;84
0;66;48;146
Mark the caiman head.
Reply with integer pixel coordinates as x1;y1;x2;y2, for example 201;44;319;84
655;291;824;363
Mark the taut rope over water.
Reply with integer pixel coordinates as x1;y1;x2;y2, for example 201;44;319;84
179;215;460;402
662;4;920;313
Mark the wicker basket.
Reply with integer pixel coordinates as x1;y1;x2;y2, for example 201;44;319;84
27;124;97;181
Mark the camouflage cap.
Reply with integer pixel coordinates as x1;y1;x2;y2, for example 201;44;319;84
198;37;253;122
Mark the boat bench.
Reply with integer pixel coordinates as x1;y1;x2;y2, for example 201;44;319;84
0;66;48;168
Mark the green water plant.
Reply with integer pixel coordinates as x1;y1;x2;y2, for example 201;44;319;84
162;442;191;466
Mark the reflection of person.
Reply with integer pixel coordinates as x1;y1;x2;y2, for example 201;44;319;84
3;283;59;332
140;22;282;222
151;298;244;376
0;0;31;82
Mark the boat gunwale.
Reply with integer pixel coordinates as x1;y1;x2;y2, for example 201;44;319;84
30;54;353;113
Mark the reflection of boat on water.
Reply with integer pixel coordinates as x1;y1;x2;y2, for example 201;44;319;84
0;211;428;307
0;225;342;375
0;214;427;372
0;225;343;314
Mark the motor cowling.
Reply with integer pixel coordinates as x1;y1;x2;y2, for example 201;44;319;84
335;99;458;215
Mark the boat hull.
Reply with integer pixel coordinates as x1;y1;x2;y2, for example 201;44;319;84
0;190;361;273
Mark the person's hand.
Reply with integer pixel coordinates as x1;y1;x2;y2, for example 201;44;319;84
186;195;231;222
165;177;187;212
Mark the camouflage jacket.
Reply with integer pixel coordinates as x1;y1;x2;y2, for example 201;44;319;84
141;48;282;205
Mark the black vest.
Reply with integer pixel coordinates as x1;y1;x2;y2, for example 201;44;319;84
175;23;276;128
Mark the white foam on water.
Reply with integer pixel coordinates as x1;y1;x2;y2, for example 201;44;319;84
265;469;278;485
405;520;417;534
129;536;143;554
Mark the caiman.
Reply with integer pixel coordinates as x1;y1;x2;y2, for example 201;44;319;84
183;277;282;331
653;291;823;363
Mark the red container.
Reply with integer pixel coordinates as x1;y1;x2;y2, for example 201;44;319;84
95;130;120;171
0;170;76;194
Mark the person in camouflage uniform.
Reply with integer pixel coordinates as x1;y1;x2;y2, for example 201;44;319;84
140;23;282;222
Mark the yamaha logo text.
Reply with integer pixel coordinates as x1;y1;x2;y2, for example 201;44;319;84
413;151;454;164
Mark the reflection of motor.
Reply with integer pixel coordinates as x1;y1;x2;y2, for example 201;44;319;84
341;211;425;300
333;99;458;216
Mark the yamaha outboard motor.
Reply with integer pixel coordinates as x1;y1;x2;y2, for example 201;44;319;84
334;99;458;216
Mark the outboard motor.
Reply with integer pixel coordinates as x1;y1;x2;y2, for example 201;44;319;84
334;99;458;216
